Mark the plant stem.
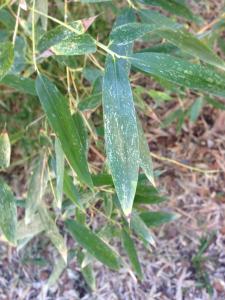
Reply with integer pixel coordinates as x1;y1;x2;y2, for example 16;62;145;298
12;1;21;45
32;0;39;72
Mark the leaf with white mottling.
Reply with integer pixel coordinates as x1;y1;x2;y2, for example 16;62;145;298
0;131;11;169
131;53;225;97
0;178;17;245
102;9;139;217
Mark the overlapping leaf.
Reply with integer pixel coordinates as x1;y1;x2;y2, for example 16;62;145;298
131;53;225;97
35;75;93;188
137;0;196;21
65;219;121;270
102;9;139;217
38;18;96;56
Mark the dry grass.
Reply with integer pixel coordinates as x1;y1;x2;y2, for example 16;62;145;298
1;1;225;299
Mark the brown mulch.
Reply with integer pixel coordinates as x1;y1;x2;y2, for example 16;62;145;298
1;1;225;300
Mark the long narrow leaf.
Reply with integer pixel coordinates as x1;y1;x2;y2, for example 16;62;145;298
131;53;225;97
65;219;121;270
121;229;143;280
35;75;93;188
55;138;65;210
0;178;17;245
0;131;11;169
0;41;14;80
102;9;139;217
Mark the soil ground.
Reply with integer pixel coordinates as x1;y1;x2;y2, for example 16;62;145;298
1;1;225;299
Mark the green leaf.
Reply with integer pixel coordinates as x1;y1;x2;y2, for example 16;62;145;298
55;138;65;210
121;229;143;280
81;0;111;2
141;9;223;69
47;257;66;287
137;0;196;21
0;131;11;169
35;75;93;188
38;20;86;53
131;212;155;246
205;97;225;110
114;12;224;70
63;171;82;208
0;75;36;95
0;9;15;29
135;184;166;204
139;9;180;28
65;219;121;270
91;173;113;186
137;118;155;186
77;251;96;290
25;155;48;224
131;53;225;97
35;0;48;30
39;205;67;263
110;23;158;45
188;98;204;122
140;211;179;227
78;92;102;111
73;112;88;157
0;41;14;80
0;177;17;245
103;194;113;217
51;34;96;56
103;9;139;217
17;214;45;241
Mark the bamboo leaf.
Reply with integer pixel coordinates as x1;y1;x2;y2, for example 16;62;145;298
110;23;158;45
39;205;67;263
131;53;225;97
73;112;88;157
0;178;17;245
140;211;179;227
51;34;96;56
35;75;93;188
0;75;36;95
102;9;139;217
65;219;121;270
137;0;196;21
121;229;143;280
63;171;82;208
140;10;225;70
78;251;96;290
38;20;86;53
17;214;44;241
137;118;155;186
25;155;48;224
0;130;11;169
131;212;155;246
55;137;64;210
47;257;66;287
0;41;14;80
